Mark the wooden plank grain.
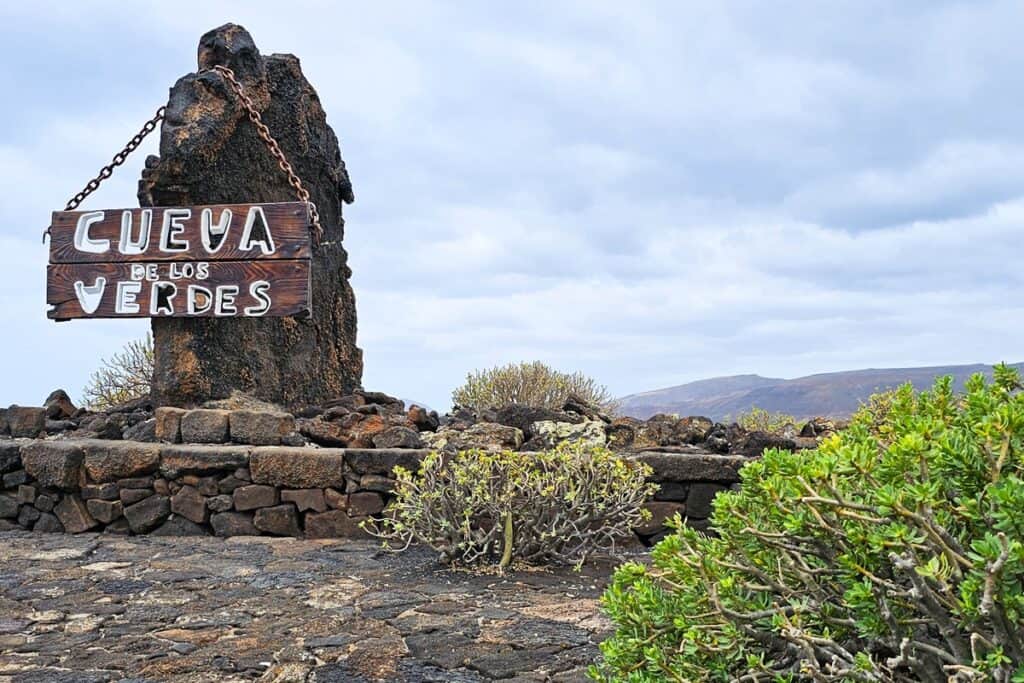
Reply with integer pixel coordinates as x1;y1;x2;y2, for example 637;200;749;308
49;202;311;263
47;260;311;319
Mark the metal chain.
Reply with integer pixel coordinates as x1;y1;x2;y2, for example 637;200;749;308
51;64;324;244
208;65;324;243
47;105;167;242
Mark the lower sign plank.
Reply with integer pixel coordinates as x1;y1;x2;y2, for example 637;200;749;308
46;260;310;320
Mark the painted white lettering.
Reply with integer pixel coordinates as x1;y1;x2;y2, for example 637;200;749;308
73;277;106;314
200;208;232;253
150;282;177;315
187;285;213;315
244;280;272;316
130;264;146;281
119;209;152;255
115;281;142;314
239;206;275;255
147;264;158;280
73;211;109;254
196;262;210;280
159;208;191;252
214;285;239;316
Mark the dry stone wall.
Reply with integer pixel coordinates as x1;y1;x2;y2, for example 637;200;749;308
0;435;744;543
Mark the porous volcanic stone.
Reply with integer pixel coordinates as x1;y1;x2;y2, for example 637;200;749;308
18;505;40;528
86;499;124;524
16;485;35;504
155;407;186;443
152;516;209;536
233;484;279;511
123;495;170;533
0;495;17;518
54;495;98;534
171;485;209;524
686;483;728;518
123;418;158;442
371;426;424;450
120;488;153;506
356;474;394;493
249;447;347;488
254;504;301;536
211;511;258;537
344;449;427;476
159;444;250;478
635;501;686;536
82;440;160;483
180;409;230;444
3;470;28;488
323;488;346;509
345;492;385;516
631;452;745;483
738;431;797;458
230;410;295;446
82;483;119;500
494;405;583;436
280;488;327;512
143;24;362;408
6;406;45;438
0;440;21;474
207;494;233;512
305;510;368;539
33;512;63;533
34;494;56;512
44;390;77;420
21;440;84;491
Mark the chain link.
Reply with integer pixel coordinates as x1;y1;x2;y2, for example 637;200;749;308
208;65;324;243
52;65;324;244
47;106;166;242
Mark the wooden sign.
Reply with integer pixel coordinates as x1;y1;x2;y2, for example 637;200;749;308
46;202;312;320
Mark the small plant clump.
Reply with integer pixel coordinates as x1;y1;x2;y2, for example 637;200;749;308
82;334;154;410
592;366;1024;682
451;360;615;413
365;442;656;568
730;405;800;433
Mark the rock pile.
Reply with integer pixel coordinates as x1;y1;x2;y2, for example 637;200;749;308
2;390;841;458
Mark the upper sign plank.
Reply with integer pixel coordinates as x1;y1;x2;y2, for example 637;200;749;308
49;201;312;263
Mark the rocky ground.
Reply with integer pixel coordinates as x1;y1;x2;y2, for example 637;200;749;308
0;531;624;682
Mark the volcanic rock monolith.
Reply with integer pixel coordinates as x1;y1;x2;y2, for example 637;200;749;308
138;24;363;408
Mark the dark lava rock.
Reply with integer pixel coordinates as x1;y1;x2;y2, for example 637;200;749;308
371;426;424;449
142;23;361;409
123;495;170;533
737;430;797;457
493;405;583;437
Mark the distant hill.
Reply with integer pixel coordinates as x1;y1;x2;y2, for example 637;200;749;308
617;363;1024;421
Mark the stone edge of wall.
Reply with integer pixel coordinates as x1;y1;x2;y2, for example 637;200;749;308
0;438;744;543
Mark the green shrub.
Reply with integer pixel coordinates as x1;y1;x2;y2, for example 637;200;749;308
451;360;615;413
592;366;1024;681
730;405;799;433
82;334;154;410
365;442;656;568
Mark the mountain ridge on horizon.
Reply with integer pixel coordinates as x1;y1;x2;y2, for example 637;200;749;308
617;362;1024;421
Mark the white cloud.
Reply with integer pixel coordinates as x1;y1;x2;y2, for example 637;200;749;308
1;0;1023;411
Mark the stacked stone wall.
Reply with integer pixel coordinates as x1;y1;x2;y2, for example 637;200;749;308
0;437;743;543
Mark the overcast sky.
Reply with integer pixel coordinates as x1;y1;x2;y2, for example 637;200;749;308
2;1;1023;411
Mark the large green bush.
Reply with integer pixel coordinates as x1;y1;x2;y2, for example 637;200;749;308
593;367;1024;681
365;442;655;568
451;360;615;413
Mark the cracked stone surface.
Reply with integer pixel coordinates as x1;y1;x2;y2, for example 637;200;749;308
0;531;619;681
